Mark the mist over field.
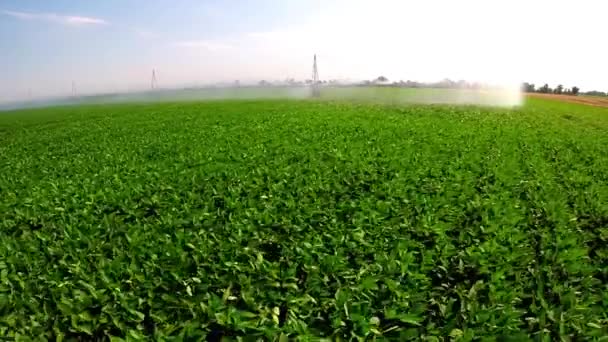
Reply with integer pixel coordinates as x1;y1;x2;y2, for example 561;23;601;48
0;85;523;111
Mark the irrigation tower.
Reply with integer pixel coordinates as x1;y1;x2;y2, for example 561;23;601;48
312;54;320;97
151;69;158;90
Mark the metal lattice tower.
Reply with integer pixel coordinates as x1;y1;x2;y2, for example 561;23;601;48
312;54;320;97
71;81;76;96
151;69;158;90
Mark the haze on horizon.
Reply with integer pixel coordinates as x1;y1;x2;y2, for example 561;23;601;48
1;0;607;103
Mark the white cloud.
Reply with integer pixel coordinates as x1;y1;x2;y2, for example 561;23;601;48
172;40;233;51
2;10;107;26
64;16;106;25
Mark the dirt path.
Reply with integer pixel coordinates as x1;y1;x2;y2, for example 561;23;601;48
527;93;608;108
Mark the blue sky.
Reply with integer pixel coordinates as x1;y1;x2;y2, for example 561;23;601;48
0;0;324;101
1;0;607;102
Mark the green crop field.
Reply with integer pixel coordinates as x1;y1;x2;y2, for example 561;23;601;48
1;96;607;340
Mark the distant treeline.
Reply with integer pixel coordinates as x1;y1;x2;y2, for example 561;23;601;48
260;76;511;90
523;83;608;97
262;76;490;89
259;77;607;96
522;83;579;95
584;90;608;97
359;77;490;89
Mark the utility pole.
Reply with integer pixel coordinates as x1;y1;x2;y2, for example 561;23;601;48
151;69;158;90
312;54;320;97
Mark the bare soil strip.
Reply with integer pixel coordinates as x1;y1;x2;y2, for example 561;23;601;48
527;93;608;108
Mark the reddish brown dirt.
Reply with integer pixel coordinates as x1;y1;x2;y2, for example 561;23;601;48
526;93;608;108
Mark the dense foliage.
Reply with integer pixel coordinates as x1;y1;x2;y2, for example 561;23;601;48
1;98;607;340
522;83;580;96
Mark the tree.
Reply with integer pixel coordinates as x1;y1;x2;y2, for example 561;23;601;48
585;90;607;96
554;84;564;95
522;82;535;93
437;78;456;88
375;76;389;83
571;86;580;96
538;84;551;94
